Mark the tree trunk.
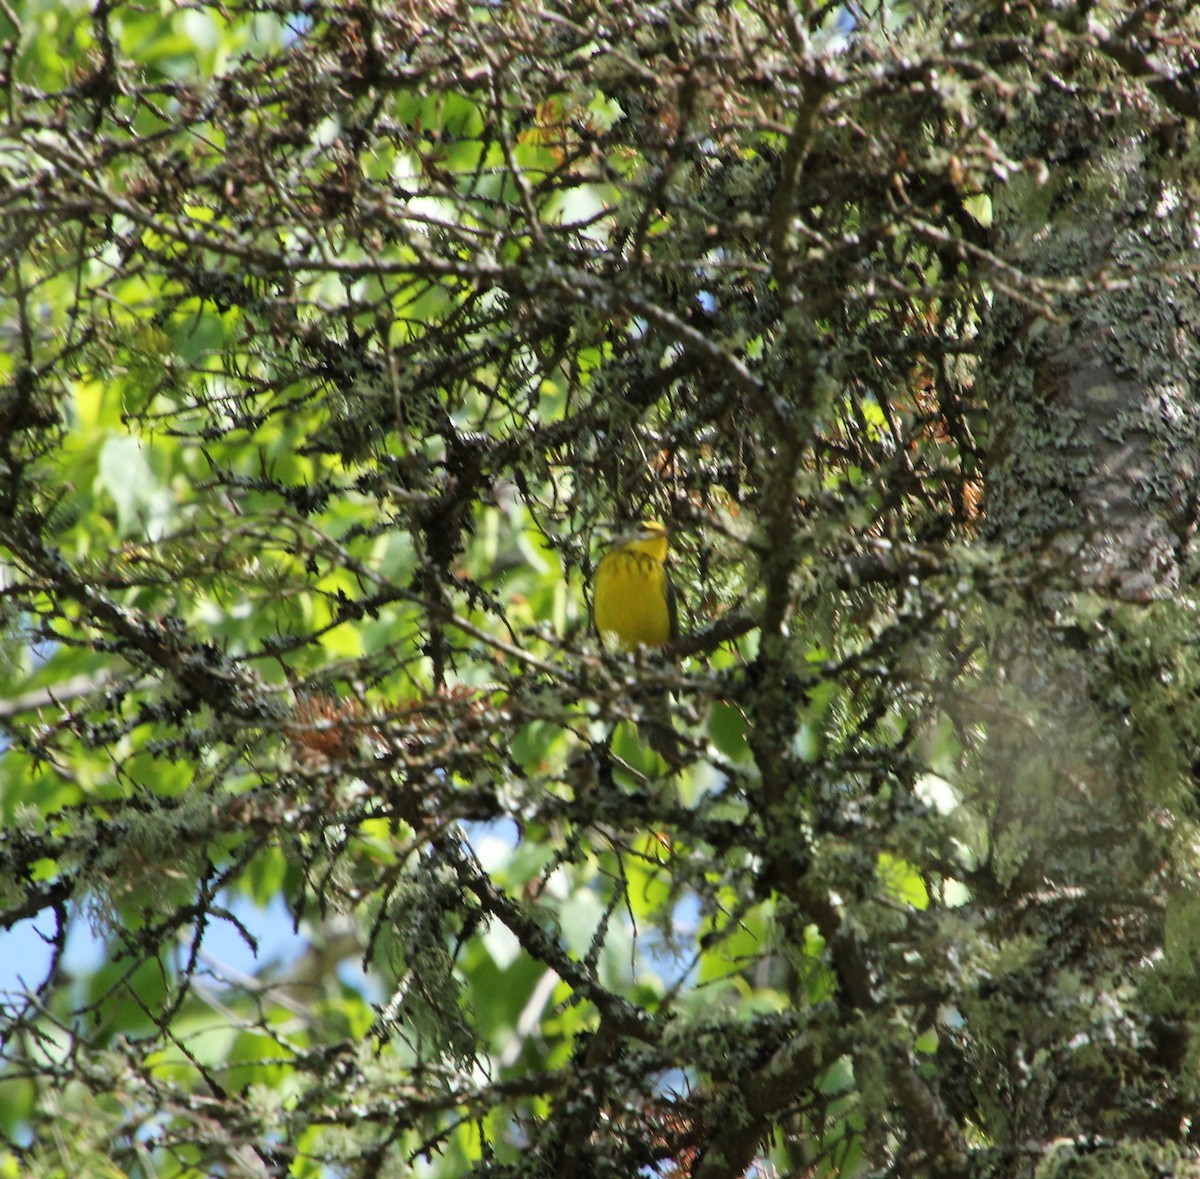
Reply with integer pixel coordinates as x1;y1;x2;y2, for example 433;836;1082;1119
970;19;1200;1171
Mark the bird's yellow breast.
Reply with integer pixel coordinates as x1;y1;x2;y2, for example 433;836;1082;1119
593;541;674;651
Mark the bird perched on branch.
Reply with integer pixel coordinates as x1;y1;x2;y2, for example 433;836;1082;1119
593;520;677;652
592;520;681;763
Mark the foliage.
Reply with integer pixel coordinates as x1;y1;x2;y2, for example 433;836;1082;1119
2;2;1200;1177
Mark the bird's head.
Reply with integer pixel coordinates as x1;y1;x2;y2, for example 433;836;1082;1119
606;519;671;559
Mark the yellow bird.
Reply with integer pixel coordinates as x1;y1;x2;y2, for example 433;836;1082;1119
593;521;677;652
592;520;681;763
